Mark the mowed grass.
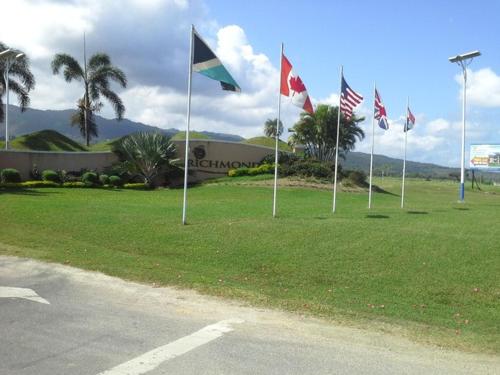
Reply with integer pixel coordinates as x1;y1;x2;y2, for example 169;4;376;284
0;178;499;353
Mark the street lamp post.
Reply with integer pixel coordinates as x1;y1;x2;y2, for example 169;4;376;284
449;50;481;202
1;49;24;150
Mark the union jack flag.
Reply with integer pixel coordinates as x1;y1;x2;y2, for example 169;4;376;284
340;76;363;120
374;89;389;130
405;107;416;132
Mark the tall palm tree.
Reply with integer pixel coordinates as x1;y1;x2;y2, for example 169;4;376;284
289;104;364;161
51;51;127;146
264;118;284;138
0;42;35;123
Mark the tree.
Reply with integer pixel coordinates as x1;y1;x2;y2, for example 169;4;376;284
288;104;364;161
0;42;35;123
51;52;127;146
264;118;284;138
113;132;177;187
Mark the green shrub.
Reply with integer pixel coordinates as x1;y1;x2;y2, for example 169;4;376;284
81;171;99;186
99;174;110;185
62;181;87;188
0;182;22;188
228;164;274;177
108;175;123;187
347;170;367;186
123;183;149;190
42;170;61;183
21;180;59;188
281;160;333;179
1;168;21;183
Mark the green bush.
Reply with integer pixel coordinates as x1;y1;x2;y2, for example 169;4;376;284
346;170;367;186
108;175;123;187
123;183;149;190
62;181;87;188
1;168;21;183
281;160;334;179
21;180;59;188
228;164;274;177
99;174;110;185
81;171;99;186
42;170;61;183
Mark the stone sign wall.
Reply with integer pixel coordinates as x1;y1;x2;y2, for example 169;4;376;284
0;140;276;182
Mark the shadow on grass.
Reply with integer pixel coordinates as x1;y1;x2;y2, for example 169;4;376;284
372;185;398;196
314;216;328;220
0;188;60;196
366;214;390;219
407;211;428;215
453;207;470;211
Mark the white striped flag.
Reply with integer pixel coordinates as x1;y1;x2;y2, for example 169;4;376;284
374;89;389;130
340;76;363;120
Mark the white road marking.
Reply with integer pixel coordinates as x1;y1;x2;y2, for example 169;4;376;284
0;286;50;304
97;319;244;375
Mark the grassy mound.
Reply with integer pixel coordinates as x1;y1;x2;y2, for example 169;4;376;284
171;131;210;140
1;130;87;151
242;136;292;151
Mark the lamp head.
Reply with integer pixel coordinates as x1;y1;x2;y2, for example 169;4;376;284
449;50;481;63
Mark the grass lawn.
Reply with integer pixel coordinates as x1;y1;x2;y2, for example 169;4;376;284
0;178;499;353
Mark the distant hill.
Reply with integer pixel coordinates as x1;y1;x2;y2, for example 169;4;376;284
0;130;87;151
4;105;244;143
243;136;292;151
343;152;460;178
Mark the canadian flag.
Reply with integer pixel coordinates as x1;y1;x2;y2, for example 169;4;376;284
280;54;314;114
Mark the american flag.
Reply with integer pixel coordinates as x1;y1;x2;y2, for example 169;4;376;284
340;76;363;120
405;107;415;132
374;89;389;130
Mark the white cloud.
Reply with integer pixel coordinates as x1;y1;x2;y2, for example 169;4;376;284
456;68;500;107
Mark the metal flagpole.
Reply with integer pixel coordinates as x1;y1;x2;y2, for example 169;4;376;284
182;25;195;225
368;82;376;209
332;65;343;213
83;32;89;147
401;96;409;209
4;59;9;150
272;43;284;218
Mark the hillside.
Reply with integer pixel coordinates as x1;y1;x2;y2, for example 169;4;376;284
343;152;460;178
4;105;244;143
0;130;87;151
243;136;292;151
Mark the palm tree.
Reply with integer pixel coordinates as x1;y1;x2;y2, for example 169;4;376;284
289;104;364;161
0;42;35;123
264;118;284;138
51;52;127;146
113;132;177;187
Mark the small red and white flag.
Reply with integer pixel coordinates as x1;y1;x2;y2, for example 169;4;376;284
280;54;314;114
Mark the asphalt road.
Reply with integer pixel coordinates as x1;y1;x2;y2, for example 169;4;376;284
0;256;498;375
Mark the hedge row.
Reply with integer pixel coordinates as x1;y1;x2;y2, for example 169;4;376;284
0;181;149;190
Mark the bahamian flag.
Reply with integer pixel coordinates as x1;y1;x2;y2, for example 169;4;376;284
193;30;241;92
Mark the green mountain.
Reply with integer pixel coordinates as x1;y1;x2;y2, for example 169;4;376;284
0;130;87;151
342;152;460;178
4;105;244;143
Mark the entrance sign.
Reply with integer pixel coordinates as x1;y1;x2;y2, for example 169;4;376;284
470;144;500;172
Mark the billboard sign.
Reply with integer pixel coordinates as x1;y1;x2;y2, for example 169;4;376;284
470;144;500;172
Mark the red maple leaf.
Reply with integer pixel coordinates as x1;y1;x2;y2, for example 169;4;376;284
289;76;306;94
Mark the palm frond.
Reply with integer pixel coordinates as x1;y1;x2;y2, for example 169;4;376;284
51;53;84;82
99;87;125;119
88;53;111;70
7;79;30;111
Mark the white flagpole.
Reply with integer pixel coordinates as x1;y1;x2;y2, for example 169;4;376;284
368;82;376;209
272;43;284;218
401;96;409;209
333;65;343;213
182;25;195;225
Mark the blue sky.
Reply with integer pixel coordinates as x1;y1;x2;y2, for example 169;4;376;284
2;0;500;167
